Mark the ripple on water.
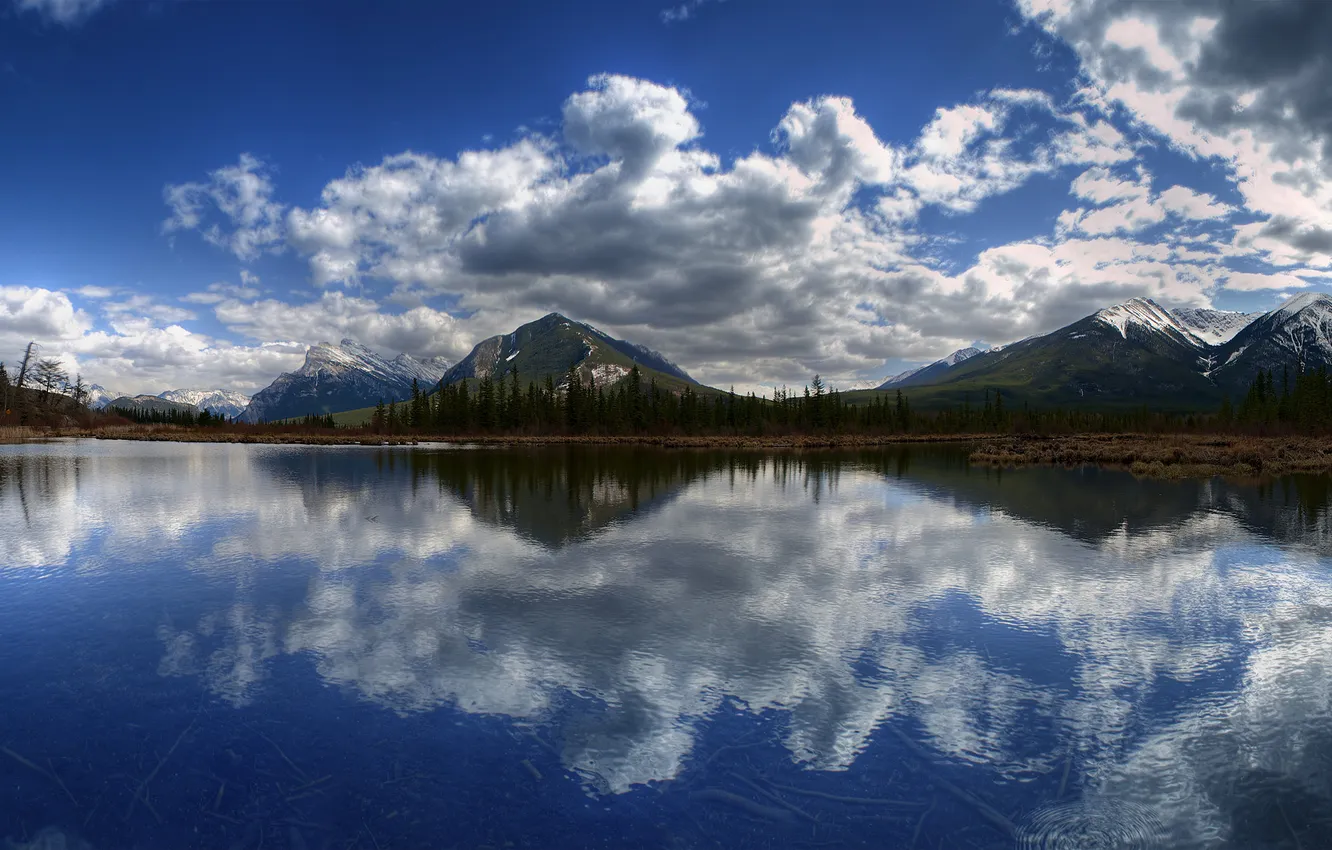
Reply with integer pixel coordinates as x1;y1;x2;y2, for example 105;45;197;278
1016;800;1167;850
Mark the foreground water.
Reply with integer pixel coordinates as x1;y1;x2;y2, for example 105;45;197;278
1;441;1331;849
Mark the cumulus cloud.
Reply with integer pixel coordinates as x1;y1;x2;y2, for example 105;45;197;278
232;75;1150;388
0;284;302;393
148;57;1332;390
212;291;471;361
1017;0;1332;268
1058;166;1234;236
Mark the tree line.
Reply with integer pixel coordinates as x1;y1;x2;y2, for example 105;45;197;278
363;364;1219;437
1219;366;1332;432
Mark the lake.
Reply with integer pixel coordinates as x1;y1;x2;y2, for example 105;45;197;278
1;440;1330;849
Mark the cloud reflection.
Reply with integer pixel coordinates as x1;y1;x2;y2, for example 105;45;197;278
3;442;1331;845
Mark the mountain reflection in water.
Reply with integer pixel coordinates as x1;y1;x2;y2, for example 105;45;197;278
0;440;1330;849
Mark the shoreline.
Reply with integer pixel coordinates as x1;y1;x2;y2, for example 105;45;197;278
10;429;1332;477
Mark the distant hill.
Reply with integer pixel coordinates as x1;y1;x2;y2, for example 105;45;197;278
158;389;251;418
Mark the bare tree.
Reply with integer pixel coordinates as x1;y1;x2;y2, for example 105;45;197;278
32;358;67;405
14;342;36;390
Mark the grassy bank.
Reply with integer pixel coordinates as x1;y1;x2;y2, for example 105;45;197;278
971;433;1332;478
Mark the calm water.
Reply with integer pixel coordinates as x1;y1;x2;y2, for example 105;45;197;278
2;441;1331;850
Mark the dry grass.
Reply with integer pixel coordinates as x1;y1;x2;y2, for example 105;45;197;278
970;433;1332;478
0;426;38;444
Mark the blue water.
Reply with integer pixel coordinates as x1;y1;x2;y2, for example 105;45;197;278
2;440;1331;849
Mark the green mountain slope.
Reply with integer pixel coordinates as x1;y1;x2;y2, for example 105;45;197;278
847;298;1224;412
330;313;716;425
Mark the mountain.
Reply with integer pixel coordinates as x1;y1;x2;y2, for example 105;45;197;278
86;384;121;409
868;297;1220;410
158;389;251;418
242;340;450;423
106;395;198;415
858;294;1332;410
438;313;697;390
1171;307;1259;346
877;347;984;390
1209;293;1332;391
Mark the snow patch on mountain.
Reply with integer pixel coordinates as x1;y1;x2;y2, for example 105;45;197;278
1170;307;1260;346
86;385;121;409
242;340;450;422
876;346;984;389
158;389;252;418
1095;298;1202;346
1276;292;1332;318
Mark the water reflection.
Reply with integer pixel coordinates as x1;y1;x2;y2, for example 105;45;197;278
1;441;1331;848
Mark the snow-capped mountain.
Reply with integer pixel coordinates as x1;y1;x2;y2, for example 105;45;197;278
1093;298;1207;349
1171;307;1260;346
242;339;450;423
158;389;252;418
85;384;121;409
875;293;1332;409
877;346;984;390
1210;293;1332;388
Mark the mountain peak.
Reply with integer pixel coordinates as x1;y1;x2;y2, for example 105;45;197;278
1095;298;1200;346
1276;292;1332;317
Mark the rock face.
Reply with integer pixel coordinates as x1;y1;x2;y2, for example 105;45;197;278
440;313;696;390
241;340;450;423
157;389;252;418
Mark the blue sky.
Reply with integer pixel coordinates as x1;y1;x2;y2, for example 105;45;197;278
3;0;1331;394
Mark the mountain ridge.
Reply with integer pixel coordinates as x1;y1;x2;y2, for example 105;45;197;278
241;340;451;423
853;294;1324;410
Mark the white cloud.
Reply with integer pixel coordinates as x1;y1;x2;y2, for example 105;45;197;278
1222;271;1313;292
14;0;112;25
163;154;287;262
181;277;263;305
103;294;197;325
659;0;723;24
1017;0;1332;269
1060;166;1234;237
212;291;471;361
73;285;116;300
220;75;1148;389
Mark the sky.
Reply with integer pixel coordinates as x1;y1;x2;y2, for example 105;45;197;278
4;0;1332;395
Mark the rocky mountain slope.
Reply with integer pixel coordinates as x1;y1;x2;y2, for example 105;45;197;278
242;340;450;423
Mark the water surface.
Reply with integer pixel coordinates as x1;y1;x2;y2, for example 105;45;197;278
1;440;1331;849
